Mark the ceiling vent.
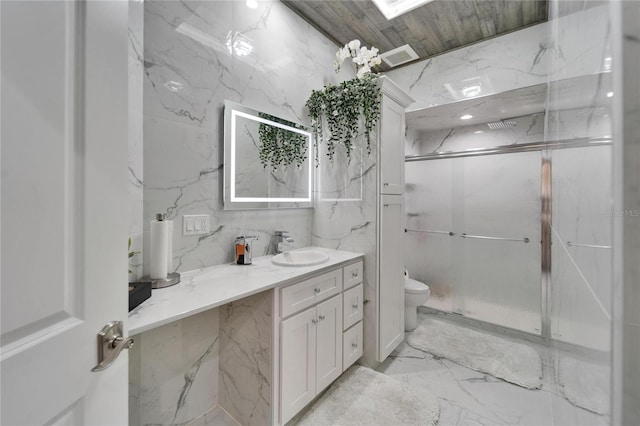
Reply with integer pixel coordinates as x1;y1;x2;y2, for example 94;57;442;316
487;120;517;130
380;44;419;68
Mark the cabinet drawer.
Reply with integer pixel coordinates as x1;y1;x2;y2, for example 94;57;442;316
343;283;363;331
343;261;363;290
343;321;363;371
281;269;343;318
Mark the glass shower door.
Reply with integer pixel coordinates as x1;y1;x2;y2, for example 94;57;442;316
404;150;542;335
454;151;542;334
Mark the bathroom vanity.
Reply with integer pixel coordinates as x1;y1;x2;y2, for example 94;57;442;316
128;247;364;426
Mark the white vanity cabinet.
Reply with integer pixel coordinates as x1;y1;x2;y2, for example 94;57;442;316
278;260;364;425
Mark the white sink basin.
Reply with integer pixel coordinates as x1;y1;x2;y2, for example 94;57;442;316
271;251;329;267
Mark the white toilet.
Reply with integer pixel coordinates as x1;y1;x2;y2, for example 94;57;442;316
404;271;430;331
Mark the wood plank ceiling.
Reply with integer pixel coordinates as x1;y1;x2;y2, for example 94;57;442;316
282;0;548;70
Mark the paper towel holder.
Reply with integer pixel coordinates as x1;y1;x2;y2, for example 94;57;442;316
141;272;180;289
142;213;181;289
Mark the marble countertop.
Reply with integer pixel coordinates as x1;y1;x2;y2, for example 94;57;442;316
128;247;363;335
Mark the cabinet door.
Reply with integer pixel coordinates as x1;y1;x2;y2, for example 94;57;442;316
379;95;405;195
315;295;343;393
378;194;405;361
343;321;364;371
343;283;364;330
280;307;317;425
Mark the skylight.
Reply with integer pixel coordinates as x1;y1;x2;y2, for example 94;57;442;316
371;0;434;20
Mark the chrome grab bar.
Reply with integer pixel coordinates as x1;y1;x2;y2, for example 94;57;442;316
567;241;611;249
461;233;530;243
405;228;455;236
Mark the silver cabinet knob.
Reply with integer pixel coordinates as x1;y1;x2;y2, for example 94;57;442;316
352;303;359;309
314;288;321;293
319;315;325;320
352;342;358;348
351;272;358;278
312;319;318;324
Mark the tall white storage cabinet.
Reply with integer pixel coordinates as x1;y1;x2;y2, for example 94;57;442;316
310;77;413;368
376;78;414;362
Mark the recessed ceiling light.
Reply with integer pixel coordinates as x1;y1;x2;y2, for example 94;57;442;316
607;91;614;98
226;31;254;56
460;114;473;120
246;0;258;8
474;130;484;134
371;0;434;20
461;85;482;98
164;81;183;92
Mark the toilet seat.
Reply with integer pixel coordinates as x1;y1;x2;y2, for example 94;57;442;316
405;278;429;294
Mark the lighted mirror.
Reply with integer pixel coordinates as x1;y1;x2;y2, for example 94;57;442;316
223;100;314;209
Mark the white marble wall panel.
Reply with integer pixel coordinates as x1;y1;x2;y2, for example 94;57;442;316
129;309;220;426
385;23;549;111
219;290;273;426
129;0;144;281
386;6;611;113
411;113;545;155
143;0;343;273
312;136;378;367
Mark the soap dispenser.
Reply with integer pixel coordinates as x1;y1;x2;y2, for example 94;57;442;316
235;236;258;265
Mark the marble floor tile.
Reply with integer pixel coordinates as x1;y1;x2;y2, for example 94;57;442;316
187;406;240;426
376;320;608;426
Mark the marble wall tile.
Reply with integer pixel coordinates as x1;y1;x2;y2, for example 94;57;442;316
143;0;343;273
385;23;549;111
219;290;273;426
312;137;378;367
411;113;545;155
129;309;220;426
386;6;611;114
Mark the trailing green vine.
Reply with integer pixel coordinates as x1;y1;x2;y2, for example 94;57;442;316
306;73;381;164
257;112;308;171
306;39;382;164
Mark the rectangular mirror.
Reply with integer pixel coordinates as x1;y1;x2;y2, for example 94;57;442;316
223;100;314;209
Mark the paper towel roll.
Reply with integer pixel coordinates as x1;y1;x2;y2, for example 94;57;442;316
150;219;169;279
166;220;173;274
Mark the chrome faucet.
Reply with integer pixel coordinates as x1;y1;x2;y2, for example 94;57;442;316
271;230;294;254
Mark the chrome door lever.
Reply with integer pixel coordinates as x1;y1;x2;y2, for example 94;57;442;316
91;321;134;372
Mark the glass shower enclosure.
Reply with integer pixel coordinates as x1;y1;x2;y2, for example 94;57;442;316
404;150;542;335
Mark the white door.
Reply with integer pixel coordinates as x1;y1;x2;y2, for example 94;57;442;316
315;294;342;392
280;307;317;425
379;96;405;195
378;194;405;361
1;1;130;424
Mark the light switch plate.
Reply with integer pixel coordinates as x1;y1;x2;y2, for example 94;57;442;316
183;214;210;236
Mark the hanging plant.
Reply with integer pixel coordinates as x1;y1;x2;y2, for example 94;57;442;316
257;112;308;171
306;40;382;164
